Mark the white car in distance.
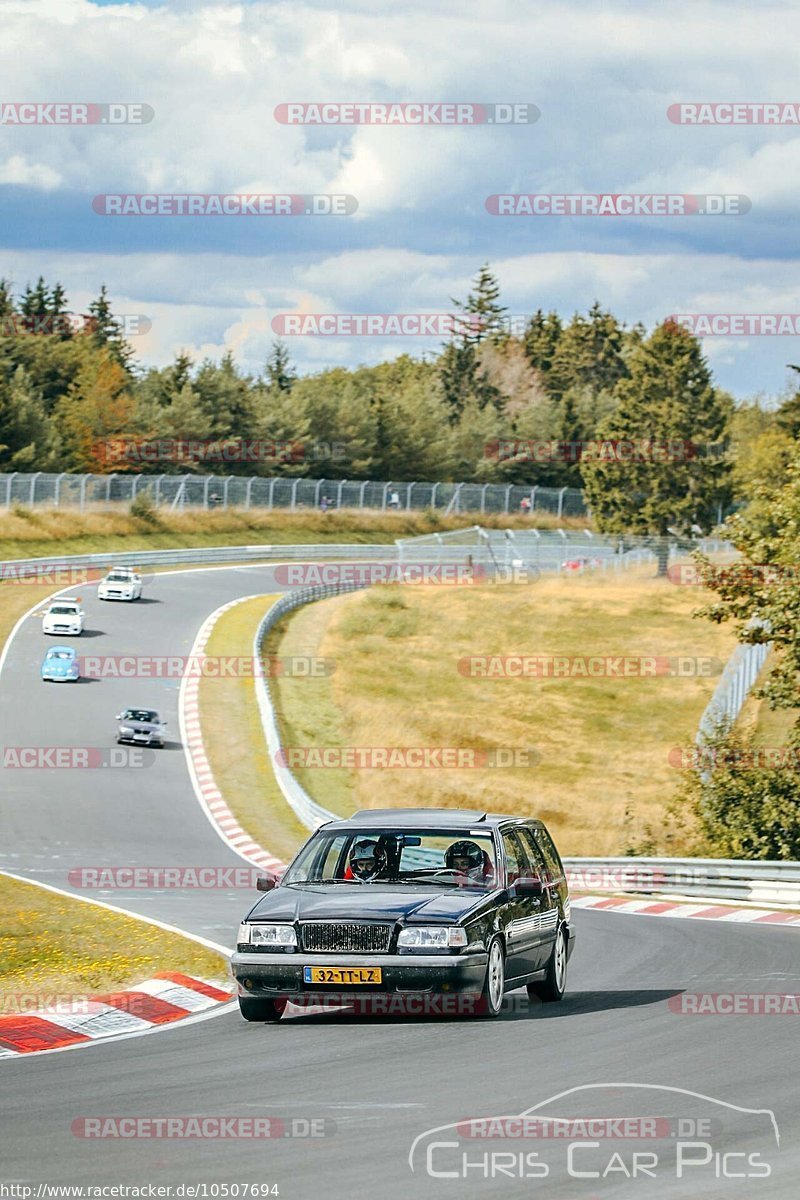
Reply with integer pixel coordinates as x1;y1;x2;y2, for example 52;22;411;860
98;569;143;601
42;600;85;636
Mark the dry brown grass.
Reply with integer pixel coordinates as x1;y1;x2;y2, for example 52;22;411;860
268;568;738;857
0;504;590;560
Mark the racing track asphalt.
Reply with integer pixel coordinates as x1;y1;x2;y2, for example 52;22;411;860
1;563;799;1199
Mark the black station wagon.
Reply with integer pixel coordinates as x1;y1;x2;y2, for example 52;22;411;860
232;808;575;1021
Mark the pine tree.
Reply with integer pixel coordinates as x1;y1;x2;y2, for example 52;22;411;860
0;365;60;468
0;279;15;331
88;285;132;368
20;277;51;334
452;263;507;345
582;319;731;571
264;340;296;393
547;303;629;401
523;310;562;378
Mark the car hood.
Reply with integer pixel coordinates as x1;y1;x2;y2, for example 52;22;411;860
119;720;158;731
44;662;73;674
247;884;494;923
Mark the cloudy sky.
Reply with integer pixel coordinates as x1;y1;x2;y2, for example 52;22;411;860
2;0;800;397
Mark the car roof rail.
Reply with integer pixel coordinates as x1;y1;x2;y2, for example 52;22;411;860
348;808;489;821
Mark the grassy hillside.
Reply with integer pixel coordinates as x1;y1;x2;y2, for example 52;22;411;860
266;569;738;857
0;504;589;561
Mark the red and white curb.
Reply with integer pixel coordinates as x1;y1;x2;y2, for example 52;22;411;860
571;894;800;927
180;597;286;875
0;973;234;1056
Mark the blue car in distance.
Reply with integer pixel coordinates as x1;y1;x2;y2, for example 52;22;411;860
41;646;80;683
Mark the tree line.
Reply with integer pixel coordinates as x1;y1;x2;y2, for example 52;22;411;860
1;267;799;537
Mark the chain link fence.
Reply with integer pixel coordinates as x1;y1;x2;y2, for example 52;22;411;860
0;471;587;517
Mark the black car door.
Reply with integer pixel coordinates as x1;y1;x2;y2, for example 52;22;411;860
500;829;544;980
517;826;559;968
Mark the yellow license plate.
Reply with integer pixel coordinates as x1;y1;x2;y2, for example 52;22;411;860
303;966;382;985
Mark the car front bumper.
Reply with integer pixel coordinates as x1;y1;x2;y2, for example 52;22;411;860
231;951;489;999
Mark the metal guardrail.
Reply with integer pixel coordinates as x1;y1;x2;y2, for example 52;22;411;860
697;641;772;742
563;857;800;907
253;583;372;831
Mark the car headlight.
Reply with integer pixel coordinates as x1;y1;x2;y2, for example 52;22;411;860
397;926;467;949
238;922;297;947
119;726;134;735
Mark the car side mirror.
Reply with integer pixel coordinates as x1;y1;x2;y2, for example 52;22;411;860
256;874;276;892
115;713;122;720
514;875;544;897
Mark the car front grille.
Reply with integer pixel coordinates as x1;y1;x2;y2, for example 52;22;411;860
300;922;392;954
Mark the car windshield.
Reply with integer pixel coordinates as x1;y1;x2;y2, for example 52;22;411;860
282;828;498;890
49;606;77;614
122;709;157;723
47;650;73;660
106;573;132;582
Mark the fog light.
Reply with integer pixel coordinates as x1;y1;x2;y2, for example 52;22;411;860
244;979;253;990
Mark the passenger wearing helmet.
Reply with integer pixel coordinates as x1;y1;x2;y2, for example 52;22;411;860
444;839;493;886
347;838;388;883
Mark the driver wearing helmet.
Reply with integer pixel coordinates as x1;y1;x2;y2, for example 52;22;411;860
347;838;388;883
444;839;494;887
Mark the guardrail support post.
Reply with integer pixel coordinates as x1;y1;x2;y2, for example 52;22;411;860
54;472;66;506
29;472;41;505
407;482;415;511
557;486;567;518
291;478;300;510
5;472;16;508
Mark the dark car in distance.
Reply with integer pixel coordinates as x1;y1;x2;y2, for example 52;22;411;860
232;808;575;1022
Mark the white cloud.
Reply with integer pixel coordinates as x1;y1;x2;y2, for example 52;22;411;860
2;0;800;396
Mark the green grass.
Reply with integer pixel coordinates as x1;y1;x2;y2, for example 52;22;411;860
0;874;229;1007
263;569;738;858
